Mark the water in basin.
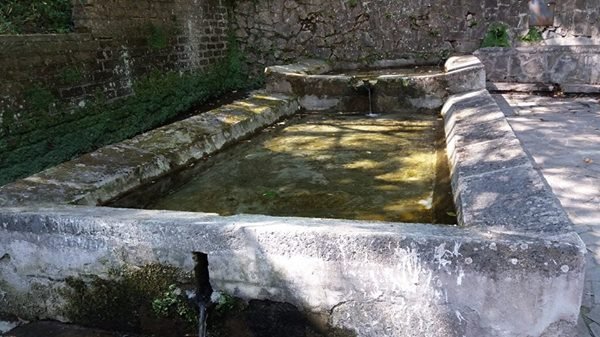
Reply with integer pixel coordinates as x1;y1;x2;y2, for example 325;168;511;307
126;111;455;224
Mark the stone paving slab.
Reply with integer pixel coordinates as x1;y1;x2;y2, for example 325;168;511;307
497;92;600;336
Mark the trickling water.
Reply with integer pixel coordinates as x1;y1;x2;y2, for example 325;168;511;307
361;79;378;118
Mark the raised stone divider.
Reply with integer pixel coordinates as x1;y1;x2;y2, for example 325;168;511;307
0;91;299;207
0;206;585;336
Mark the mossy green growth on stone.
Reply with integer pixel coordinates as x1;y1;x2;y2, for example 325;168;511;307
63;264;195;335
0;0;72;34
146;23;170;50
481;22;511;48
60;66;84;85
0;34;260;186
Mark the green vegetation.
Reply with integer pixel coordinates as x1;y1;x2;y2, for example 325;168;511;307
520;27;543;43
481;22;511;48
152;284;196;325
0;35;259;186
60;66;84;85
347;0;359;8
63;264;194;333
23;86;56;112
0;0;72;34
146;23;170;50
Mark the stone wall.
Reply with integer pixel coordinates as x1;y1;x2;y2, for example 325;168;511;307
475;46;600;88
72;0;229;71
0;0;229;111
0;0;231;185
232;0;600;71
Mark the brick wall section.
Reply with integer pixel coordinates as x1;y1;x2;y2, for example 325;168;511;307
0;0;230;112
232;0;600;72
72;0;229;71
0;0;231;184
0;34;103;109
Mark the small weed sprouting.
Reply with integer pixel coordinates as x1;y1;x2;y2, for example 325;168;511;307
481;22;511;48
520;27;543;43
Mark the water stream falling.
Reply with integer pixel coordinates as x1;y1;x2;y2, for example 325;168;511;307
362;79;379;117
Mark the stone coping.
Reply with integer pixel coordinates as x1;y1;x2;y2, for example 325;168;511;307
265;56;486;112
0;91;300;207
442;89;574;234
0;206;586;336
266;56;484;82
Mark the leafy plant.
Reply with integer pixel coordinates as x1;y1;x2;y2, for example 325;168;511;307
0;0;72;34
520;27;543;43
152;284;196;325
481;22;511;48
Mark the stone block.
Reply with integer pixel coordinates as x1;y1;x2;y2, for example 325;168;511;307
456;164;573;232
0;207;586;337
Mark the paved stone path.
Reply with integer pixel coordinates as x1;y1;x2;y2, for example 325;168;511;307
494;93;600;337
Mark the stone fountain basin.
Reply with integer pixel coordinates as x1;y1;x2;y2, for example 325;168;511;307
0;56;586;337
265;57;485;112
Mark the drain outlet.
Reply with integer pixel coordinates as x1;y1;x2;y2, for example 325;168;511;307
193;252;213;337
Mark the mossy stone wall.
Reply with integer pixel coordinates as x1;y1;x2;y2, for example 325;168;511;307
0;0;235;186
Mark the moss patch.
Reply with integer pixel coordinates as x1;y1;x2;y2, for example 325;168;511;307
0;0;72;34
0;35;260;186
63;264;196;336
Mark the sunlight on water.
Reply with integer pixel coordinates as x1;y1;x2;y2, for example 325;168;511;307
145;112;456;224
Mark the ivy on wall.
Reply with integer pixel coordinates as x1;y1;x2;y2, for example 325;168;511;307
0;0;72;34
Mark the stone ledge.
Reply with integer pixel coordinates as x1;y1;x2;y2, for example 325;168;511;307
442;89;574;234
265;59;331;76
265;57;486;112
0;92;300;207
0;206;586;336
487;82;600;94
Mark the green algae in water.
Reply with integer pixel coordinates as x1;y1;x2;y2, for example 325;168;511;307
143;112;455;224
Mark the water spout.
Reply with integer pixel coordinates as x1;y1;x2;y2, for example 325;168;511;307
362;79;379;117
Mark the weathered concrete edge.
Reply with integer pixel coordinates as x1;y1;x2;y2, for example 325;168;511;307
0;206;586;336
488;82;600;94
265;56;485;111
0;91;300;207
441;89;576;234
